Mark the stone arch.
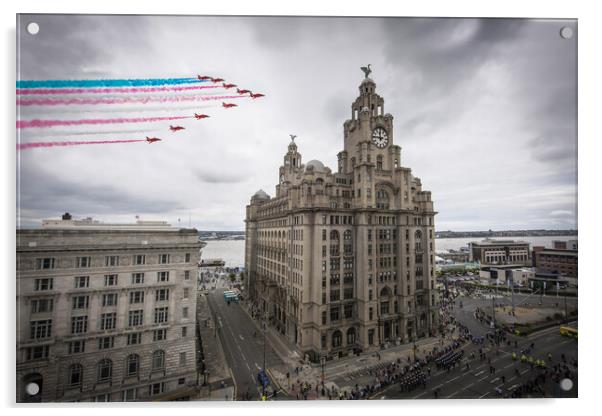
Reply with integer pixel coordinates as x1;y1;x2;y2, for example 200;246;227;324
380;286;392;297
346;327;356;345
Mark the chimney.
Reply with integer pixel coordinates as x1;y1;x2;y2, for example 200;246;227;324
62;212;72;220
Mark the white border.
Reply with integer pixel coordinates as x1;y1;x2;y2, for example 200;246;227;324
2;1;600;415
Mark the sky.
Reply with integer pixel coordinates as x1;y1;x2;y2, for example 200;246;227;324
16;15;577;231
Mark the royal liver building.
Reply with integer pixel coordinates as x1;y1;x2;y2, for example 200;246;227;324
245;68;438;361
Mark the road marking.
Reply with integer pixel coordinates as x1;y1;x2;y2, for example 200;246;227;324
239;334;245;341
479;391;490;398
490;377;500;384
412;391;428;399
474;370;485;377
503;363;514;369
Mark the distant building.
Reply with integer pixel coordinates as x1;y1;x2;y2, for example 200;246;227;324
245;72;439;361
552;239;578;251
16;214;202;402
468;239;531;266
532;245;578;278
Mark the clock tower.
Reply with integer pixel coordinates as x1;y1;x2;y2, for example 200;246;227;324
339;75;401;176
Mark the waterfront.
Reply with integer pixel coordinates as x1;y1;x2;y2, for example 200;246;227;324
201;235;577;267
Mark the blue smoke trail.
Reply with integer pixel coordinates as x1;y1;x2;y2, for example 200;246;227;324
17;77;206;89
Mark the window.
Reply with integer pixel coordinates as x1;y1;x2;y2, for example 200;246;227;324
77;256;91;268
128;310;144;327
126;354;139;376
94;394;110;402
183;288;189;299
122;388;137;402
97;359;113;382
25;345;49;361
153;329;167;341
159;254;170;264
105;256;119;267
184;271;190;280
127;332;142;345
185;253;191;262
152;350;165;371
36;258;55;270
368;329;375;345
102;293;118;307
74;276;89;288
129;291;144;304
100;313;117;330
34;278;53;291
30;319;52;339
31;298;54;313
131;273;144;284
182;307;189;318
68;340;85;354
72;295;89;310
149;382;165;396
104;274;118;286
181;326;188;337
330;306;340;322
71;316;88;334
179;352;187;366
157;271;169;282
321;311;327;325
134;255;146;265
155;289;169;302
69;364;83;387
369;307;373;320
154;307;169;324
178;378;186;385
344;303;353;319
98;336;115;350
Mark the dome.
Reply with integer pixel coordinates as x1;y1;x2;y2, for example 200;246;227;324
361;77;375;84
305;159;326;172
252;189;270;201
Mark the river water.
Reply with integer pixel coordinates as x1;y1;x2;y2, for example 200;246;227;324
201;236;577;268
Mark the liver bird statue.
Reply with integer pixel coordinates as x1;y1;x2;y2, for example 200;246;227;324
360;64;372;78
289;134;297;142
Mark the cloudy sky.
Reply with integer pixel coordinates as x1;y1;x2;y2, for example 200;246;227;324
16;15;577;231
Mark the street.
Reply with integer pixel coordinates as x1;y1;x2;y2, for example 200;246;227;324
206;288;286;400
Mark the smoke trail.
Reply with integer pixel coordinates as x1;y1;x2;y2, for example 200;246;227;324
17;84;220;95
20;128;160;137
17;115;191;129
17;139;146;150
18;95;246;106
16;77;205;89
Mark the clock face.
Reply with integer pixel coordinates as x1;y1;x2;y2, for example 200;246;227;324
372;127;389;148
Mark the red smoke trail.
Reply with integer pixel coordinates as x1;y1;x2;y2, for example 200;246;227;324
18;95;246;106
17;139;145;150
17;115;190;129
16;84;220;95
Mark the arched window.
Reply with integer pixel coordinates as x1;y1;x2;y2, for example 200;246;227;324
97;359;112;382
376;189;390;209
152;350;165;371
332;330;342;348
346;328;356;345
126;354;139;376
415;230;422;251
316;178;324;185
330;230;340;241
380;286;391;298
68;364;83;387
376;155;383;171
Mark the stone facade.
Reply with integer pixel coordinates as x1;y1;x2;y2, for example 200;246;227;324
245;74;439;361
16;217;202;402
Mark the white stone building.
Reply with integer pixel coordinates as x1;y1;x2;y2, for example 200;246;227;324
16;214;202;402
245;71;439;361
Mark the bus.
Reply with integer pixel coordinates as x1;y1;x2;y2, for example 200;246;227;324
560;326;577;339
223;290;239;302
